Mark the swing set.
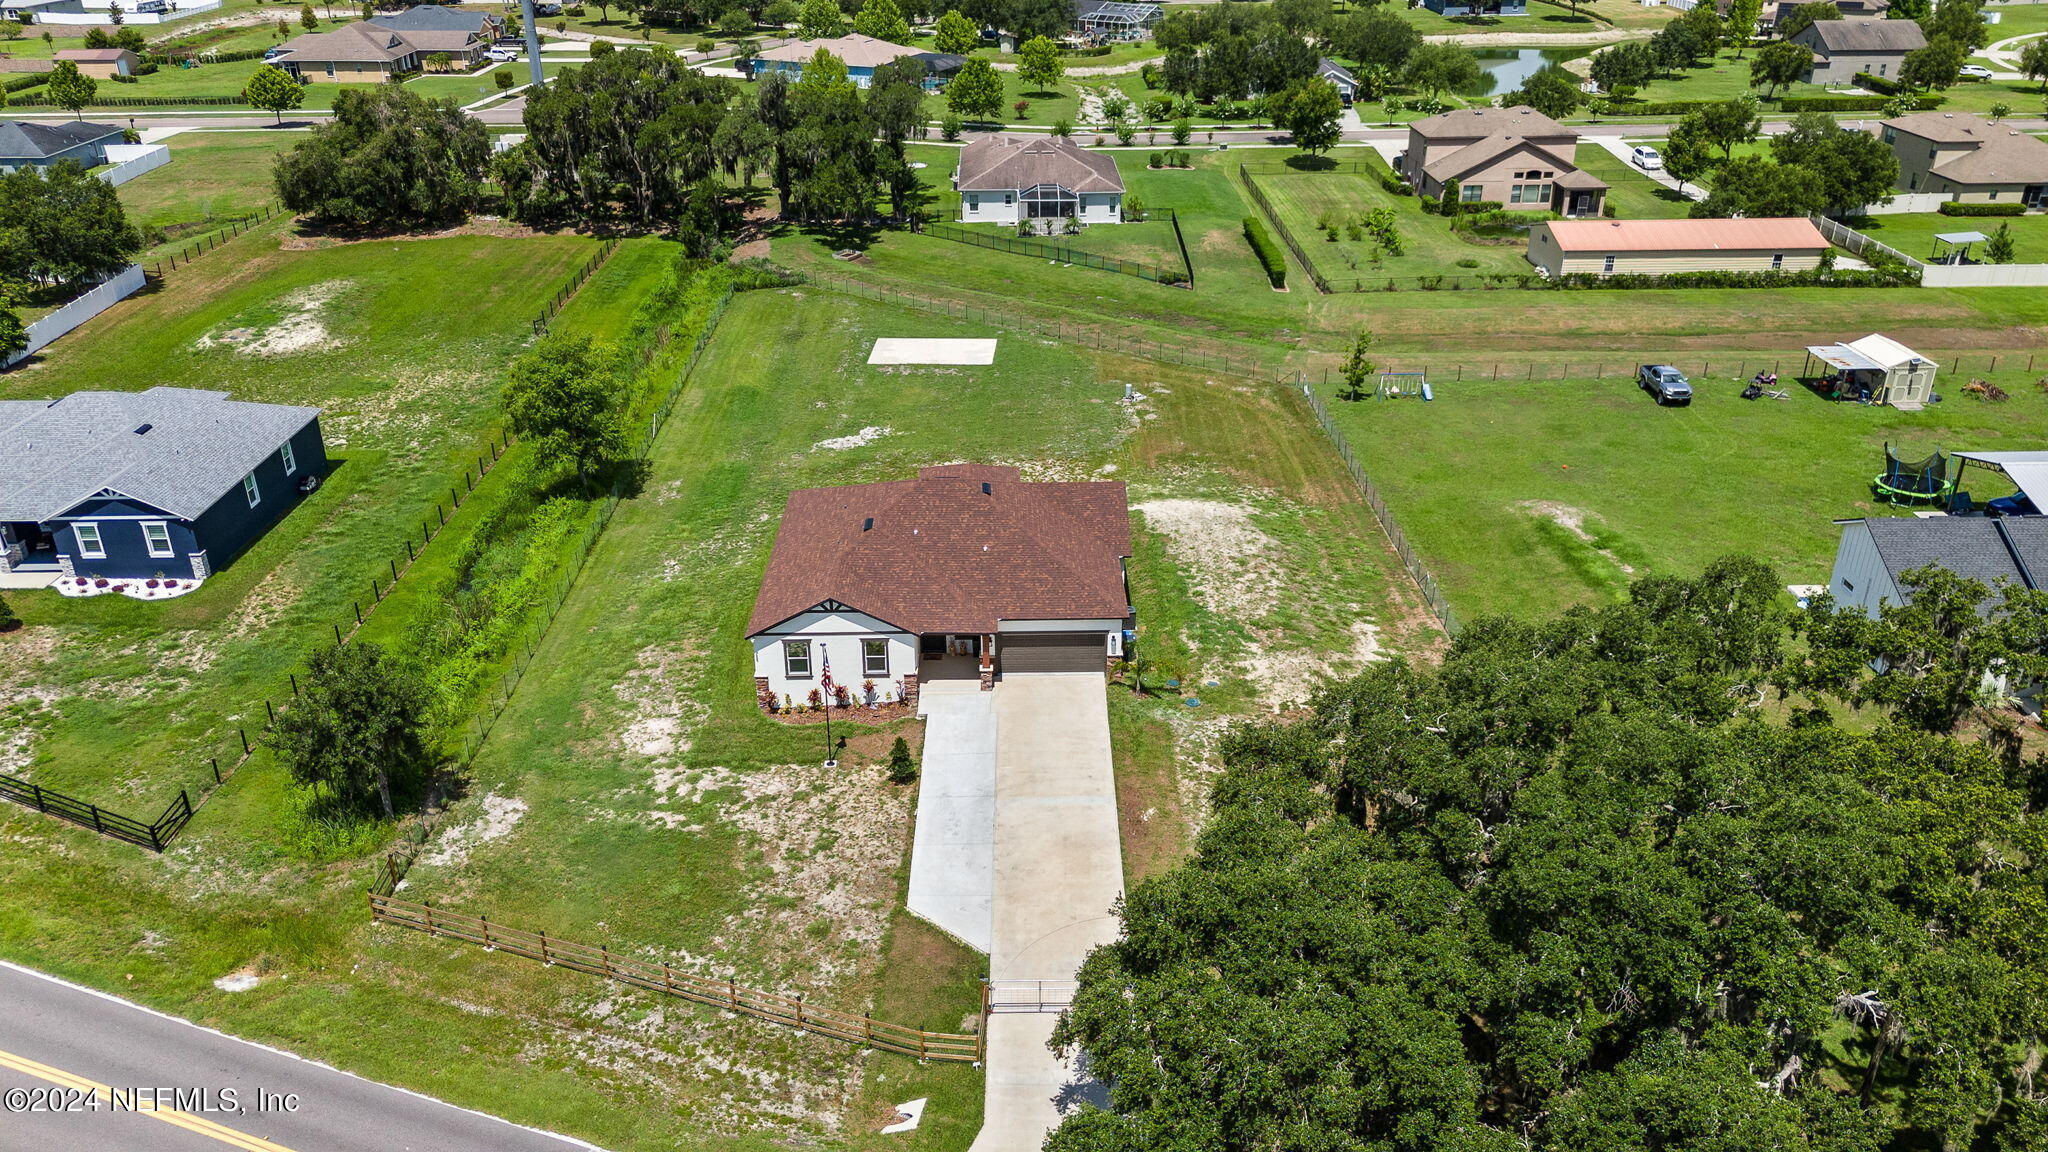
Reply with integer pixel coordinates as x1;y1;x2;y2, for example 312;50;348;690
1376;372;1431;401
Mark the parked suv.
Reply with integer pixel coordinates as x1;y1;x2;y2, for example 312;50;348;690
1631;145;1662;170
1638;364;1693;405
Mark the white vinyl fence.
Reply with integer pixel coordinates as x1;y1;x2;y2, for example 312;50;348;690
97;144;170;187
3;265;146;369
1810;213;2048;287
25;0;219;22
1859;192;1956;216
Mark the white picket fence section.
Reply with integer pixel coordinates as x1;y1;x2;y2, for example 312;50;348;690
2;265;146;369
27;0;219;22
1810;213;2048;287
1859;192;1956;216
96;144;171;188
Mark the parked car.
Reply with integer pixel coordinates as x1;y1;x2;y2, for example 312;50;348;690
485;46;519;60
1958;63;1994;79
1638;364;1693;405
1631;145;1662;171
262;45;291;61
533;1;562;13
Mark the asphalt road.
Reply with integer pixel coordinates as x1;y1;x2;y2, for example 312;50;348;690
0;961;601;1152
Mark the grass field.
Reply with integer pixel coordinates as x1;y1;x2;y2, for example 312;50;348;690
1575;144;1691;218
1853;210;2048;264
1319;362;2048;622
1249;163;1529;284
118;131;299;234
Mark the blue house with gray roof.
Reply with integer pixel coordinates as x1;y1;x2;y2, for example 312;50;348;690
0;387;325;583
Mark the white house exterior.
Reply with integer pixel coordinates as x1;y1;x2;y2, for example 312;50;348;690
750;602;919;711
955;135;1125;226
746;464;1133;712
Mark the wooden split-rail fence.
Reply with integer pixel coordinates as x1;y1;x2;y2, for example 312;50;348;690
366;884;983;1063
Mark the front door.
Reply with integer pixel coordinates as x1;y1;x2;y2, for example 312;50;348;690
2024;185;2047;209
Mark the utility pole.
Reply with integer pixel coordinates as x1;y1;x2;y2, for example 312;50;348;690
520;0;543;89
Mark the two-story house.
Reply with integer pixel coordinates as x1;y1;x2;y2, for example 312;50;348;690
1881;111;2048;208
1400;107;1607;217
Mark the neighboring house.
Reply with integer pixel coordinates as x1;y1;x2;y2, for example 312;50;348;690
395;27;489;68
0;119;124;173
1829;515;2048;618
1743;0;1888;29
1526;216;1831;277
1790;16;1925;84
367;3;503;41
53;47;138;77
1421;0;1526;16
0;57;53;74
274;22;425;81
955;134;1125;225
749;33;962;90
0;387;326;582
1881;112;2048;208
1075;0;1161;39
746;464;1133;709
1316;58;1357;106
1401;107;1608;217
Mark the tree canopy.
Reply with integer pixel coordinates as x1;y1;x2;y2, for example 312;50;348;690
275;85;488;227
243;63;305;123
501;333;627;490
1770;110;1898;215
1050;557;2048;1152
268;642;432;821
0;161;141;287
1505;65;1581;121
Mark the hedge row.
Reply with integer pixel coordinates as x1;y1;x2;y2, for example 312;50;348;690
1936;201;2027;217
1360;150;1412;195
1854;71;1905;96
1063;44;1112;57
1779;93;1941;111
2;73;47;93
1555;267;1919;290
1424;199;1506;216
1588;98;1735;117
142;46;271;65
1242;216;1286;289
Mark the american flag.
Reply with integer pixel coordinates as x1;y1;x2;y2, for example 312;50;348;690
819;646;836;704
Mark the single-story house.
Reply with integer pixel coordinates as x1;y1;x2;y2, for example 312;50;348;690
1421;0;1526;16
367;3;502;41
1527;216;1831;277
1401;107;1607;217
1790;16;1925;84
0;387;326;582
955;134;1124;225
746;464;1133;709
0;57;53;74
749;33;961;90
1075;0;1161;39
1881;112;2048;208
53;47;138;77
1803;333;1938;407
274;22;424;82
395;27;489;68
0;118;124;173
1829;514;2048;618
1316;58;1357;106
1744;0;1888;29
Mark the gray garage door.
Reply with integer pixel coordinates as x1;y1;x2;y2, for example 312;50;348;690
1000;632;1104;674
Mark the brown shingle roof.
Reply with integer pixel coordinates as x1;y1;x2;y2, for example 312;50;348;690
55;49;137;62
955;135;1124;194
1932;130;2048;184
1543;217;1829;252
1803;16;1925;53
398;29;483;53
1421;135;1580;184
747;464;1133;636
276;22;417;64
1409;106;1573;140
754;32;921;69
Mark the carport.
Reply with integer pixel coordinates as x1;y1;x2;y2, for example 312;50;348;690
1952;451;2048;516
1802;334;1938;408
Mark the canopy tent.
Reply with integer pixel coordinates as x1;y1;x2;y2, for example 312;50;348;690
1952;451;2048;515
1933;230;1989;264
1801;334;1938;407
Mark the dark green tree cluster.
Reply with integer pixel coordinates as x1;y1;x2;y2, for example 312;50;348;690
501;333;628;492
958;0;1082;41
0;161;140;288
274;85;489;227
268;642;433;821
1685;108;1896;218
1051;558;2048;1152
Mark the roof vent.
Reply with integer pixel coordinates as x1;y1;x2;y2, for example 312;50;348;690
863;517;874;531
133;423;153;435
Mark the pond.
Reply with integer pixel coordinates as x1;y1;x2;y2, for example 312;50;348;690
1469;47;1589;96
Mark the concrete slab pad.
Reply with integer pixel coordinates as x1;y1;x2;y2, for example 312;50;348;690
0;571;59;590
906;680;996;953
868;338;997;366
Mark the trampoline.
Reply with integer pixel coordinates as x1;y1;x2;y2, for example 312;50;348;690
1873;442;1954;505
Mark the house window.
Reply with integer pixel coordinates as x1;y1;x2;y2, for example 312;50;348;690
1989;191;2000;201
1771;253;1784;270
280;441;297;476
967;194;979;210
1882;127;1896;144
73;522;105;559
141;521;174;559
784;640;812;679
1460;184;1483;203
325;62;335;77
1510;183;1550;204
862;638;888;677
1602;254;1616;273
243;471;261;507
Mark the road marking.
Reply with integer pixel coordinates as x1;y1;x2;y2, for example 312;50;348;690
0;1046;299;1151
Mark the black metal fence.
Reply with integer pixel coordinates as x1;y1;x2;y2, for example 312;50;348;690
11;93;251;108
148;204;282;278
533;237;622;335
1238;166;1329;293
0;774;191;853
920;215;1192;287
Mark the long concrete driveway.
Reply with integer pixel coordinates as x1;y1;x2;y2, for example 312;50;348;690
0;960;598;1152
908;679;997;953
969;674;1124;1152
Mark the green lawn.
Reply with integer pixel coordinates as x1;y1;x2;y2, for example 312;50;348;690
1248;161;1530;286
1851;210;2048;264
1575;144;1691;219
1392;0;1678;32
2;229;603;808
1319;361;2048;622
118;130;298;234
1627;47;1830;104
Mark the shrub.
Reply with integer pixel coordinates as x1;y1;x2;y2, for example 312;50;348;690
1555;267;1918;289
1854;71;1906;96
940;112;961;141
1149;151;1163;168
0;591;17;633
1936;201;2025;217
888;736;917;783
1778;94;1941;112
109;72;138;83
1243;215;1286;289
495;69;514;90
